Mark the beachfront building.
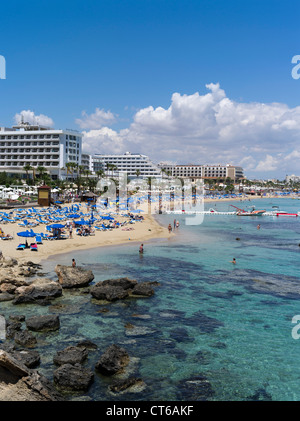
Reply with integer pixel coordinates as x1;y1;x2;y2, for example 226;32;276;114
0;121;82;180
202;164;244;182
92;152;162;179
285;174;300;184
158;163;244;182
81;153;93;172
159;164;203;179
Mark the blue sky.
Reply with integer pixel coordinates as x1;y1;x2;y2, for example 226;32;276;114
1;0;300;179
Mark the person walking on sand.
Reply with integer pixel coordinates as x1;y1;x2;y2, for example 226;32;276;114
174;219;176;229
168;223;172;233
72;258;76;267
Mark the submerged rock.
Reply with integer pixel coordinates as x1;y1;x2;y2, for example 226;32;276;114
131;282;154;297
55;265;94;289
14;330;37;348
109;377;146;394
177;375;215;401
91;278;155;302
76;340;98;350
95;344;129;376
53;363;94;392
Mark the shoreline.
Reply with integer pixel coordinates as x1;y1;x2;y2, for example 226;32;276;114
0;212;172;265
0;195;295;265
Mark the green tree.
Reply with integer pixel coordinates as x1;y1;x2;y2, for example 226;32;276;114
23;164;33;184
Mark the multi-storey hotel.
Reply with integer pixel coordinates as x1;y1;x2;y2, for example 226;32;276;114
159;163;244;182
92;152;162;178
0;121;82;180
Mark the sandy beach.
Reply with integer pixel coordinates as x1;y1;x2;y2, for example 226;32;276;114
0;193;291;264
0;212;170;265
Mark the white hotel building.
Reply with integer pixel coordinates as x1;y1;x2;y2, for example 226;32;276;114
159;163;244;182
92;152;162;178
0;122;82;180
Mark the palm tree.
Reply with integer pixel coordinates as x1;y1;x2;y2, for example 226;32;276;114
36;166;48;184
23;164;32;184
135;169;141;178
65;162;77;181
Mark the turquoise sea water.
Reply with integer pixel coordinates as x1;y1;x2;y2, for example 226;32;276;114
3;197;300;401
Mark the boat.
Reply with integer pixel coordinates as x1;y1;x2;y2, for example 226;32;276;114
230;205;266;216
276;211;298;217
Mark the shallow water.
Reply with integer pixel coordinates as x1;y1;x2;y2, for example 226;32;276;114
2;197;300;401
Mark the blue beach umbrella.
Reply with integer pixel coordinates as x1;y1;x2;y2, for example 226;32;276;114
48;223;65;229
66;214;80;218
17;230;36;237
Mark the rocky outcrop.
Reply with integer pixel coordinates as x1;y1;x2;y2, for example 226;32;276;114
0;257;60;304
91;284;130;301
53;363;94;392
91;278;155;302
131;282;155;297
0;293;14;302
95;344;129;376
13;278;62;304
53;346;88;366
14;330;37;348
11;349;40;368
0;350;62;401
55;265;94;289
26;315;60;332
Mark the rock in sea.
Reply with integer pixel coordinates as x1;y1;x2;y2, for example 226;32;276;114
26;315;60;332
55;265;94;289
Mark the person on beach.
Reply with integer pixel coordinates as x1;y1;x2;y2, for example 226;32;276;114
139;243;144;254
231;258;236;264
69;226;73;238
176;220;180;229
174;219;176;229
72;258;76;267
168;224;172;233
257;224;261;230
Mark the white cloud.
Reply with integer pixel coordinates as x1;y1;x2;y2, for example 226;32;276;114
79;83;300;177
75;108;116;129
82;128;124;155
255;155;279;172
14;110;54;127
